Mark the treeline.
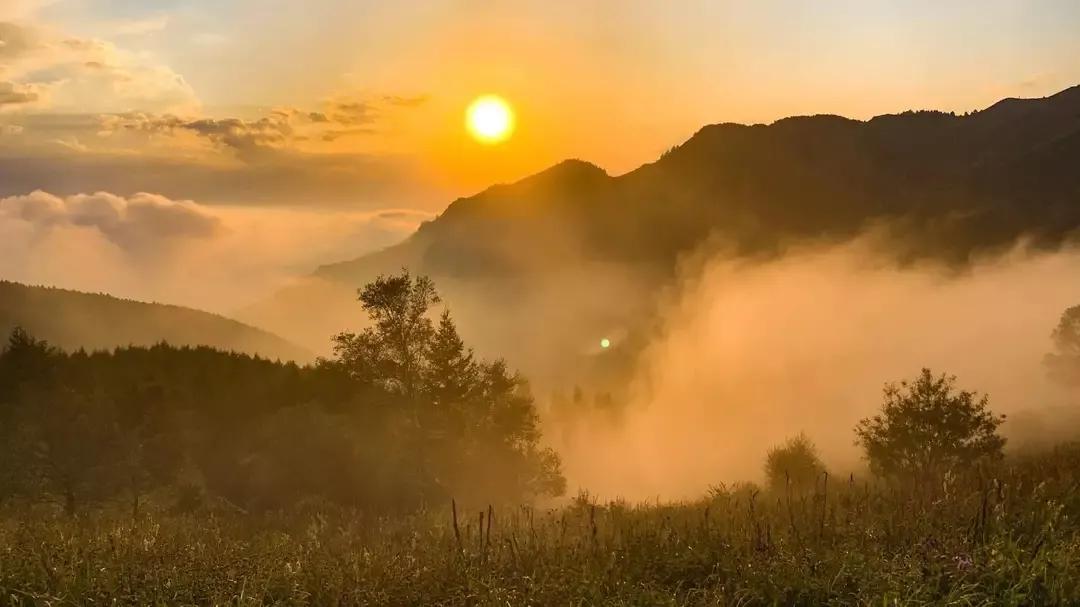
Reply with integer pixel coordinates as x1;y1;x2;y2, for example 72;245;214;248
0;272;565;516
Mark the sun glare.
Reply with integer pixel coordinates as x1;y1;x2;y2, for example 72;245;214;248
466;95;515;144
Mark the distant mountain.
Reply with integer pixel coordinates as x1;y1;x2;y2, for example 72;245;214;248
243;85;1080;379
1;281;312;362
314;85;1080;281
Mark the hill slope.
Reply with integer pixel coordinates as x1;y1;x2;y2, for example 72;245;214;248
242;85;1080;377
1;281;312;362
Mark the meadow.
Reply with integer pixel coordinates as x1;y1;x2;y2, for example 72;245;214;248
1;443;1078;606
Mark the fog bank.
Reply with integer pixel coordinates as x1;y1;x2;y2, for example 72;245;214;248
557;238;1080;500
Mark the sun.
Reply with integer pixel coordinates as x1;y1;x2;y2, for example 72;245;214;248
466;95;515;144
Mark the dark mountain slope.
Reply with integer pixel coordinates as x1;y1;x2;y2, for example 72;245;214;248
318;84;1080;286
243;85;1080;373
1;281;312;362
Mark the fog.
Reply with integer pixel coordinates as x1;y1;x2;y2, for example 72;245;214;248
554;237;1080;501
0;190;433;314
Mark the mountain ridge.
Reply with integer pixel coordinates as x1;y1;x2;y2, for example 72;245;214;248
243;84;1080;364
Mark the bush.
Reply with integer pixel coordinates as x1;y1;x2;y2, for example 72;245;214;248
855;368;1005;487
764;433;826;495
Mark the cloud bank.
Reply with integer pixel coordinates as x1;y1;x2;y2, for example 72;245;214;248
0;190;434;313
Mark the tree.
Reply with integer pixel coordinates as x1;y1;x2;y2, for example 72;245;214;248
425;311;478;424
113;383;184;519
0;328;57;502
0;330;122;514
764;433;826;495
855;369;1005;487
456;360;566;501
238;404;371;510
26;384;122;515
1045;305;1080;386
331;271;566;504
333;271;440;400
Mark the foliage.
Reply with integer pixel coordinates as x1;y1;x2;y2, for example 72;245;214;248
1046;305;1080;386
332;272;565;504
0;272;563;516
855;368;1005;486
764;433;827;495
2;445;1080;604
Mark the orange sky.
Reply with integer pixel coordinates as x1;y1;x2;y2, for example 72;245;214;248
4;0;1075;202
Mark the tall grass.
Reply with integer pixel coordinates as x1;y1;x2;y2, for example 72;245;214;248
3;445;1080;605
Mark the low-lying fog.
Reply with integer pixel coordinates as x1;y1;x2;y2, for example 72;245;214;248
555;236;1080;500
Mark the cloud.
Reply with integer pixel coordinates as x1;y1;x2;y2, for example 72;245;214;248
0;20;40;60
0;20;198;115
0;189;433;312
0;190;220;254
0;80;39;108
180;116;293;157
99;94;410;157
325;97;377;126
0;13;435;207
0;144;446;207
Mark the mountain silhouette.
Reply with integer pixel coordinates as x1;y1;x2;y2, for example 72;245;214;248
243;85;1080;369
1;281;312;362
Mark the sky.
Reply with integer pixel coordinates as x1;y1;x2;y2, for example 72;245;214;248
1;0;1079;309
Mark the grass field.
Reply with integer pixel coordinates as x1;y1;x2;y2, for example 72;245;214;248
1;445;1079;606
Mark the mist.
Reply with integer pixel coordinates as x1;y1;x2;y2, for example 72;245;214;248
0;190;433;314
553;236;1080;501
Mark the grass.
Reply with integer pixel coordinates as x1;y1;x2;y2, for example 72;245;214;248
2;447;1080;605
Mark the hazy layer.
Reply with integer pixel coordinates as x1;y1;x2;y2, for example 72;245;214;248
555;237;1080;500
0;191;432;313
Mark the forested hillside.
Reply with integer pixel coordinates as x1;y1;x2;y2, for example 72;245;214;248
0;281;311;362
0;273;562;516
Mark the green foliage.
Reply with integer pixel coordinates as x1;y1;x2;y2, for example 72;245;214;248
765;433;827;495
856;369;1005;486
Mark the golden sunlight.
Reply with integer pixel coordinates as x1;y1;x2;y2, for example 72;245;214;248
466;95;515;144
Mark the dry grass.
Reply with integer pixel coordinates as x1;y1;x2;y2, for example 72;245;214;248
2;446;1080;605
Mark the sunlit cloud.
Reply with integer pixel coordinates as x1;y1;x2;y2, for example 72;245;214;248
0;189;435;311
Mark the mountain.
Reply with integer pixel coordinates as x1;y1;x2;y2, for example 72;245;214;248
315;84;1080;281
1;281;312;362
242;85;1080;379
